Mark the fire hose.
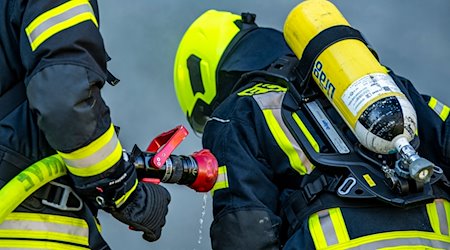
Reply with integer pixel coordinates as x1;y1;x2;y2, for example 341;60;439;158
0;125;218;223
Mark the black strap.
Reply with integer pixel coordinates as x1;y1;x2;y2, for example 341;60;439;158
302;174;342;202
282;173;450;233
282;186;383;233
296;25;368;80
0;82;26;120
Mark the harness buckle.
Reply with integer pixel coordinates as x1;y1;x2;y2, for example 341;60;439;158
302;174;342;203
42;181;83;211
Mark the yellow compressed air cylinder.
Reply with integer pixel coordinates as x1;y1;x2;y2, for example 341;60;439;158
284;0;417;154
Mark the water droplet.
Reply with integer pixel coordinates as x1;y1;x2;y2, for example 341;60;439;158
195;193;208;249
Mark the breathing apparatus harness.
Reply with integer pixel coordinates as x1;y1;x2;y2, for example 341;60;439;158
234;25;450;232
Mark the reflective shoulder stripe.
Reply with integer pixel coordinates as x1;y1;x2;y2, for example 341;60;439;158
426;199;450;236
237;83;287;96
211;165;229;196
309;208;349;249
254;91;314;175
25;0;98;51
428;97;450;121
58;123;123;177
0;212;89;247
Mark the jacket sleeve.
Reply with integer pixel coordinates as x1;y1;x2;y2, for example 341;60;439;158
203;98;283;250
391;72;450;176
20;0;136;208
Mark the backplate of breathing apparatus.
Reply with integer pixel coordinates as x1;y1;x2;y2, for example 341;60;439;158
251;54;447;207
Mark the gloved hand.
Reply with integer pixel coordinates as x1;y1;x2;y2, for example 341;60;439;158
110;182;171;242
68;155;171;242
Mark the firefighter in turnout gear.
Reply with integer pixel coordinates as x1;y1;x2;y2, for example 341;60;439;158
0;0;170;249
173;8;450;250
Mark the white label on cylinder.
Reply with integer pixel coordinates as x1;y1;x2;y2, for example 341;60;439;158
342;73;403;116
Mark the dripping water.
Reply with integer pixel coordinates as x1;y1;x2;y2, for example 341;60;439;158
194;193;208;250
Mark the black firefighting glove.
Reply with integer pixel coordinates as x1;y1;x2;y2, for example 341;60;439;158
69;158;171;242
110;181;171;242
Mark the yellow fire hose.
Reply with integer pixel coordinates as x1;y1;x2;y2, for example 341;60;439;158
0;154;66;224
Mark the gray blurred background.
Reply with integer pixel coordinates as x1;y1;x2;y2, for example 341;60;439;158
96;1;450;249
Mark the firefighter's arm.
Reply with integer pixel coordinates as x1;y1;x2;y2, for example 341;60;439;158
203;111;282;249
391;73;450;174
20;0;169;241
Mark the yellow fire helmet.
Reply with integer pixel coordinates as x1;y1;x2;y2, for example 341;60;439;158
174;9;292;134
173;10;257;134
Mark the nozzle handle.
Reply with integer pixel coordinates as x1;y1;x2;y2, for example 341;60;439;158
146;125;189;169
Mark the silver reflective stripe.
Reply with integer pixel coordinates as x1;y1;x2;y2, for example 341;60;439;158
211;166;229;194
436;200;449;235
317;210;339;246
63;132;119;168
254;92;314;173
27;3;95;45
0;220;88;237
432;100;445;117
253;91;285;110
348;237;450;249
207;116;230;123
216;170;228;183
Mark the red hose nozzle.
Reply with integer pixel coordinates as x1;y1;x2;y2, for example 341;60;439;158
189;149;218;192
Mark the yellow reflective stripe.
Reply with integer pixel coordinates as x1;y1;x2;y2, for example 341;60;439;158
378;246;443;250
440;106;450;121
263;109;308;175
58;123;116;160
443;200;450;235
0;230;88;246
115;179;138;207
427;201;441;234
309;208;350;249
428;97;438;109
309;210;329;249
25;0;98;51
329;208;350;243
1;212;89;246
211;165;229;196
428;97;450;121
65;140;122;176
377;246;443;250
427;199;450;235
292;112;319;152
325;231;450;250
58;124;123;177
5;212;88;227
0;240;89;250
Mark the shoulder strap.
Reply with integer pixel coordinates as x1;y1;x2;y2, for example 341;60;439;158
295;25;376;88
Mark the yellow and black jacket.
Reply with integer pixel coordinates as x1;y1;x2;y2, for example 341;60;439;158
203;31;450;249
0;0;133;249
